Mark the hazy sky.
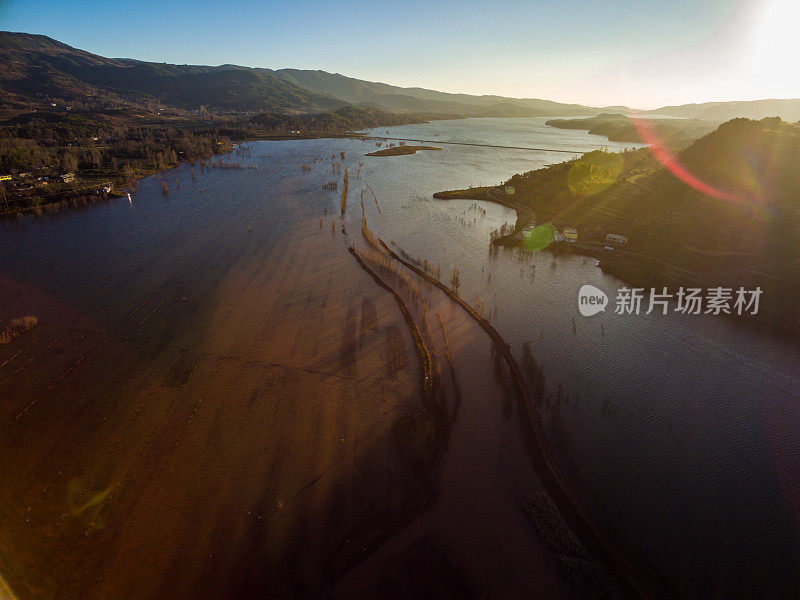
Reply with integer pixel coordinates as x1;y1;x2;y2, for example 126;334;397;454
1;0;797;108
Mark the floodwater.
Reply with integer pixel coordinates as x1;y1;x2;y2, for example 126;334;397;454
1;117;799;599
361;118;800;599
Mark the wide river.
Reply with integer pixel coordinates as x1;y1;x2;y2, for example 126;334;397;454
2;117;799;599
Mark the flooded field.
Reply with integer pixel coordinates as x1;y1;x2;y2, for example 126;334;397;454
1;118;799;599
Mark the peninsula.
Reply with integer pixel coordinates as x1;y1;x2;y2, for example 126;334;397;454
435;117;800;340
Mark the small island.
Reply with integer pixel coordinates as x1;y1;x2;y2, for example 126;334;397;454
365;145;442;157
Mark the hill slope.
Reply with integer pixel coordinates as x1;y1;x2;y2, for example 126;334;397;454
273;68;616;117
545;113;717;147
0;32;611;117
0;32;344;113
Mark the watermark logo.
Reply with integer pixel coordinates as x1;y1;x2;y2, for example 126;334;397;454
578;284;608;317
577;285;763;316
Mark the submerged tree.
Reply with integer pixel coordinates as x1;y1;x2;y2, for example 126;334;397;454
450;268;460;293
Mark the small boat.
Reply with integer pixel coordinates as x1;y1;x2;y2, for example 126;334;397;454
126;193;132;203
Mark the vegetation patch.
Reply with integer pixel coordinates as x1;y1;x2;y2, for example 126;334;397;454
0;316;38;344
365;145;442;157
522;493;585;558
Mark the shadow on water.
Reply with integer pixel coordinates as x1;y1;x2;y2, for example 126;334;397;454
229;312;464;598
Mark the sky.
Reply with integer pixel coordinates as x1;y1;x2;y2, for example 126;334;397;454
0;0;798;109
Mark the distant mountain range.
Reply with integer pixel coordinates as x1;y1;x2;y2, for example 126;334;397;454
0;32;343;114
2;31;800;122
269;68;626;117
648;99;800;122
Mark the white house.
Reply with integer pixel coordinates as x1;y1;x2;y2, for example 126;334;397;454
606;233;628;243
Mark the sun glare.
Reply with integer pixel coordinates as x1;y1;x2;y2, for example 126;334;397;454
749;0;800;96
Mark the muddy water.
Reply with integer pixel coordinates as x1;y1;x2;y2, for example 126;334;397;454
358;118;800;599
1;117;799;599
0;125;582;600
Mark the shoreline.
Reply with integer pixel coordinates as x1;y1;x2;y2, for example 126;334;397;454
434;186;797;345
0;130;382;219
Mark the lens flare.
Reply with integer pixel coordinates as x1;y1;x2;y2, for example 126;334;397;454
568;151;624;196
521;223;557;252
0;574;17;600
67;478;114;530
630;111;740;202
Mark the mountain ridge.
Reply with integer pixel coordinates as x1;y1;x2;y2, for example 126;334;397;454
2;31;800;122
0;31;623;117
